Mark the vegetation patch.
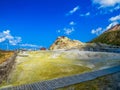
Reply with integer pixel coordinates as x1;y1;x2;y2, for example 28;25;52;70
91;30;120;46
0;50;14;64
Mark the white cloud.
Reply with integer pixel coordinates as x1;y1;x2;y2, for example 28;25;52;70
80;12;90;16
9;37;22;46
92;0;120;14
3;30;10;35
67;6;80;15
69;21;76;25
20;44;40;48
91;27;103;35
114;5;120;10
0;30;22;45
0;38;6;43
109;5;120;12
91;14;120;35
107;14;120;29
106;21;119;30
57;30;61;33
109;14;120;21
57;22;76;35
91;22;119;35
93;0;120;7
64;27;75;35
86;12;90;16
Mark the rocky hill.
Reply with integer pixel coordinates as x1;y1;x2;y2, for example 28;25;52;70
49;36;84;50
49;36;120;52
91;24;120;46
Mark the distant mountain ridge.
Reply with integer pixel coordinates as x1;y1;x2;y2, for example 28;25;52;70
90;24;120;46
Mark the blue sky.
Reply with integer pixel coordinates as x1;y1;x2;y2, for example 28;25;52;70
0;0;120;50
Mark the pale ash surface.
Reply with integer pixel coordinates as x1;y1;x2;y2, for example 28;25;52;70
0;50;120;88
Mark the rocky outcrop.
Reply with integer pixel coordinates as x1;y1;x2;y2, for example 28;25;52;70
49;36;84;50
0;52;17;83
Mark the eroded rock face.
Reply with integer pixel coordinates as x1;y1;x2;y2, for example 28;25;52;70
49;36;84;50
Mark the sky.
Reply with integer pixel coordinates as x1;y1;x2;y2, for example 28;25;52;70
0;0;120;50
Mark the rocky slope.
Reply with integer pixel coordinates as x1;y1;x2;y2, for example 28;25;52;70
49;36;120;52
91;24;120;46
49;36;84;50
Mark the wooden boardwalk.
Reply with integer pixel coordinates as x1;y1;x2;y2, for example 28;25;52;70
1;65;120;90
